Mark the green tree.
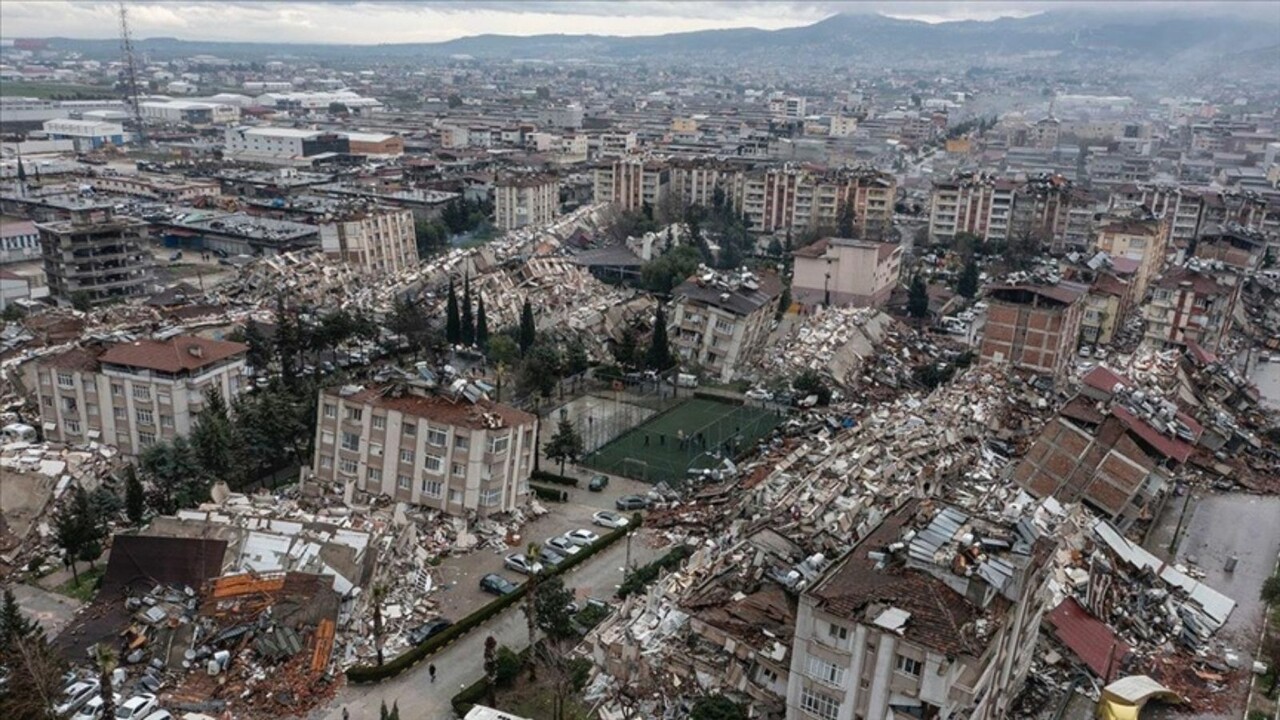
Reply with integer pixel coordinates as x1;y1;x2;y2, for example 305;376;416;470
639;245;701;295
445;277;460;345
836;200;856;238
487;334;519;366
447;93;463;108
461;275;474;346
484;635;499;706
564;339;589;376
533;575;577;642
613;325;640;369
243;318;272;374
524;542;541;681
519;298;536;354
139;436;206;514
776;286;791;320
792;370;832;406
907;273;930;322
54;485;98;584
124;465;145;526
273;294;304;388
645;306;673;372
957;255;980;299
94;643;118;720
544;417;584;476
69;291;93;312
0;590;66;720
1262;575;1280;605
191;387;236;486
476;295;489;347
520;343;561;398
690;694;747;720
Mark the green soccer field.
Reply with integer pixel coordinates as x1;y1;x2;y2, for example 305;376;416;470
582;397;782;485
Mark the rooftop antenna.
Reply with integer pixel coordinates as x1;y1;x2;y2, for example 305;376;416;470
118;1;147;148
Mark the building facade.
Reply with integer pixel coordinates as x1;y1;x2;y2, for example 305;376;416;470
494;174;560;231
37;204;153;306
41;118;126;151
0;219;41;265
787;500;1053;720
319;207;419;274
30;336;248;455
791;238;902;308
979;283;1087;379
311;384;538;516
1142;262;1242;353
1093;213;1169;304
669;270;783;383
593;159;669;213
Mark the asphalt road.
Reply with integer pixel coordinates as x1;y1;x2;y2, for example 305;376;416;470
313;526;662;720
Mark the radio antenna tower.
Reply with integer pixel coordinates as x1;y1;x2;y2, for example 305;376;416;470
118;1;147;147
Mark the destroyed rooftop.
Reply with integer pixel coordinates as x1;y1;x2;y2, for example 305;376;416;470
672;269;783;317
327;383;537;429
808;498;1050;657
41;336;248;374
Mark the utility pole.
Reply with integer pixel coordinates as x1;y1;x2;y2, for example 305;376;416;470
118;2;147;148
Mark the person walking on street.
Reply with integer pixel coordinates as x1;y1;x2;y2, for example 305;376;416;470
429;663;436;683
342;709;349;720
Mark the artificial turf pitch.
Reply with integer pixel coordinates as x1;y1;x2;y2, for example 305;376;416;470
582;397;782;484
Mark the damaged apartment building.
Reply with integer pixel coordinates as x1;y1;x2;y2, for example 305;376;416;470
669;267;783;383
309;377;538;515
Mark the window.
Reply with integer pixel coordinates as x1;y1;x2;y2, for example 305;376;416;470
487;435;510;454
448;489;462;504
64;419;81;435
455;435;470;450
452;462;466;477
372;415;386;430
43;396;53;408
480;489;501;507
369;442;383;457
132;385;150;401
341;432;360;452
895;655;922;677
424;454;443;473
157;391;171;405
321;430;335;445
339;458;359;475
427;427;448;446
402;422;416;436
422;479;443;497
57;372;74;388
828;623;849;642
400;449;415;464
136;409;154;426
319;455;333;469
62;397;78;412
397;474;412;490
368;468;383;483
807;656;846;687
160;415;173;429
800;687;840;720
138;430;156;447
346;407;363;422
715;318;736;334
323;403;337;419
111;383;123;397
758;667;779;685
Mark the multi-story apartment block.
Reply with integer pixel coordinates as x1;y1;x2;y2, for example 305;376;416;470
668;159;737;208
787;499;1053;720
928;173;1095;251
742;166;894;239
791;237;902;308
1107;184;1280;248
319;207;419;274
593;158;669;213
0;218;41;265
979;282;1087;379
30;336;248;455
1093;211;1170;303
311;383;538;516
1143;261;1242;353
37;203;152;306
669;270;783;383
927;174;1016;244
494;174;560;231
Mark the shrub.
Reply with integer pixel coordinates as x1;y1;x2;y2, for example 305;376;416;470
617;544;692;598
530;484;568;503
495;646;522;687
530;469;578;487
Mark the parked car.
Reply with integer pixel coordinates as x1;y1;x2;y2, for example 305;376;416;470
545;535;582;556
115;694;158;720
406;617;453;645
592;511;628;529
504;553;544;576
479;573;518;596
71;694;120;720
141;711;173;720
587;474;609;491
565;528;600;546
57;681;100;716
539;547;567;568
615;495;649;511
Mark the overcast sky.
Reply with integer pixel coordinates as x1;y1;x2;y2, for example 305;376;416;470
0;1;1264;45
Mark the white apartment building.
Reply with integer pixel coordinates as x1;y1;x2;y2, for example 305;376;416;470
787;501;1052;720
791;238;902;309
311;384;538;516
320;207;419;274
669;270;783;383
593;159;669;213
30;336;249;455
494;174;560;231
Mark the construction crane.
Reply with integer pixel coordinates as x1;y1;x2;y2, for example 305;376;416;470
118;1;147;148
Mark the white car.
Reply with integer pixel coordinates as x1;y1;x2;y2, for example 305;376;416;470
504;553;544;576
592;511;628;529
544;536;582;556
142;711;174;720
57;681;100;716
71;694;120;720
566;528;601;545
115;693;158;720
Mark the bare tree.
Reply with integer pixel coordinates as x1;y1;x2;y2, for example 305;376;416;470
94;643;119;720
371;583;387;666
524;542;541;681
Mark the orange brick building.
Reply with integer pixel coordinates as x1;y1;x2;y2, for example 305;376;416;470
979;282;1087;379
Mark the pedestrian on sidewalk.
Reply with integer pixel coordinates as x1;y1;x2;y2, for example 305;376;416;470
429;664;436;683
342;708;349;720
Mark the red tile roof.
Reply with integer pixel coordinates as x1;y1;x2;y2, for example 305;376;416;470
334;385;536;431
1109;405;1194;464
1046;597;1129;679
1082;366;1133;396
99;337;247;373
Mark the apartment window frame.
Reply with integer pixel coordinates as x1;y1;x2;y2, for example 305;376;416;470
135;408;154;426
346;407;363;422
138;430;156;447
372;415;386;430
422;479;444;498
341;431;360;452
799;686;840;720
426;427;448;447
399;448;415;464
368;468;383;483
320;454;333;469
807;655;846;688
323;403;337;419
424;453;444;474
487;434;510;454
57;371;74;388
132;385;151;401
895;654;922;677
339;458;359;476
451;462;466;478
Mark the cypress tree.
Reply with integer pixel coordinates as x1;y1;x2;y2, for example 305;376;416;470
476;295;489;347
518;299;536;353
646;306;673;371
461;274;474;346
445;277;460;345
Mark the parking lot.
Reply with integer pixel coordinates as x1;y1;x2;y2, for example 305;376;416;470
429;469;657;622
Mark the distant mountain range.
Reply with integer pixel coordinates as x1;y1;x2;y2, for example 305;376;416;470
32;11;1280;70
